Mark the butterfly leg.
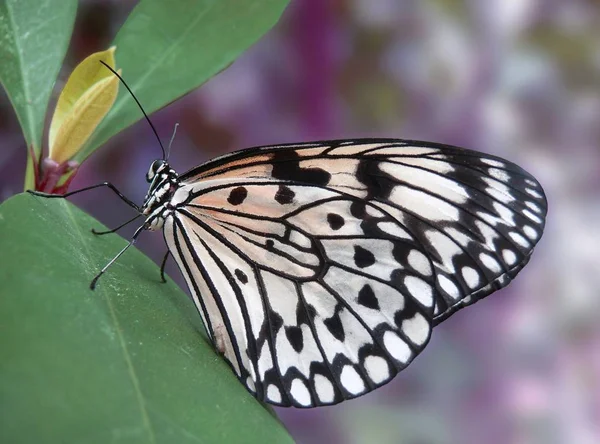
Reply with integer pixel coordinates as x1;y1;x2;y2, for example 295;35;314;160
159;251;170;283
92;214;143;235
28;182;141;212
90;223;147;290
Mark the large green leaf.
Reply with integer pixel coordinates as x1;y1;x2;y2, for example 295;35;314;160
0;0;77;152
82;0;289;160
0;194;292;444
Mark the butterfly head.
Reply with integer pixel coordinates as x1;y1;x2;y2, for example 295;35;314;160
146;159;167;182
142;159;179;229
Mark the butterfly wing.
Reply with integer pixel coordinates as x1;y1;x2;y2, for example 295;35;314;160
165;139;547;407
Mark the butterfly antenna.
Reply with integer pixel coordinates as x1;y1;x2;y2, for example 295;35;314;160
99;60;167;160
166;123;179;161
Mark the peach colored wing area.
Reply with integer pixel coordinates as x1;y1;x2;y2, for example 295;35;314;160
183;154;275;182
182;145;329;182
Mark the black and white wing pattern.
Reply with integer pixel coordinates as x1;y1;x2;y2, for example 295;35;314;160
163;139;547;407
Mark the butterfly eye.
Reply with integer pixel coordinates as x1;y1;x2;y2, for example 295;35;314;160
146;159;165;182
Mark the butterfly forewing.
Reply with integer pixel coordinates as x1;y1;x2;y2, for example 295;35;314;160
163;139;546;407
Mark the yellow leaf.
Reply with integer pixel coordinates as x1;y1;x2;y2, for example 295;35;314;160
48;47;120;164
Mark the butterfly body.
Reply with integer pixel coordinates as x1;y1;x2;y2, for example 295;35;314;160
135;138;546;407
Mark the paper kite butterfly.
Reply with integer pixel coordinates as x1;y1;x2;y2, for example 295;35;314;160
30;64;547;408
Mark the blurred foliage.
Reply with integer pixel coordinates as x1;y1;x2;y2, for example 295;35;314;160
339;29;407;129
340;406;451;444
0;0;76;152
83;0;290;161
524;26;600;89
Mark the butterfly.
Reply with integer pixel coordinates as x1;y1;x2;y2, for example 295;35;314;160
30;65;547;408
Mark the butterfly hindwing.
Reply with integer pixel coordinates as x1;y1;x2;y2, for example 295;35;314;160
164;139;546;406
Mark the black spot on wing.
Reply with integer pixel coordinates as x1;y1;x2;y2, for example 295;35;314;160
228;186;248;205
235;269;248;284
357;284;379;310
327;213;345;230
269;309;284;333
324;306;345;342
285;326;304;353
350;201;367;219
392;241;414;264
274;185;295;204
356;159;396;200
354;245;375;268
270;150;331;185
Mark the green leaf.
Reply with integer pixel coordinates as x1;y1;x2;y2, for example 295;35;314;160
82;0;289;161
0;194;292;444
0;0;77;152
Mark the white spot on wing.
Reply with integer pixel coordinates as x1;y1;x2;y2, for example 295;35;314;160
461;266;480;288
525;187;543;198
267;384;281;403
438;275;460;299
483;180;515;204
481;158;504;167
488;168;510;182
479;253;502;273
503;249;517;265
525;201;542;213
383;331;412;363
402;313;429;346
509;231;530;248
290;379;311;406
523;225;538;240
523;209;543;224
364;355;390;384
340;365;365;395
314;374;335;404
404;276;433;307
407;250;432;275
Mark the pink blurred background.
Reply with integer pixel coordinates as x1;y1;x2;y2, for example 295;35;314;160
2;1;599;443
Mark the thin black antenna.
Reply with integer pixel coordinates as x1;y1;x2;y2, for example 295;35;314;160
99;60;166;160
